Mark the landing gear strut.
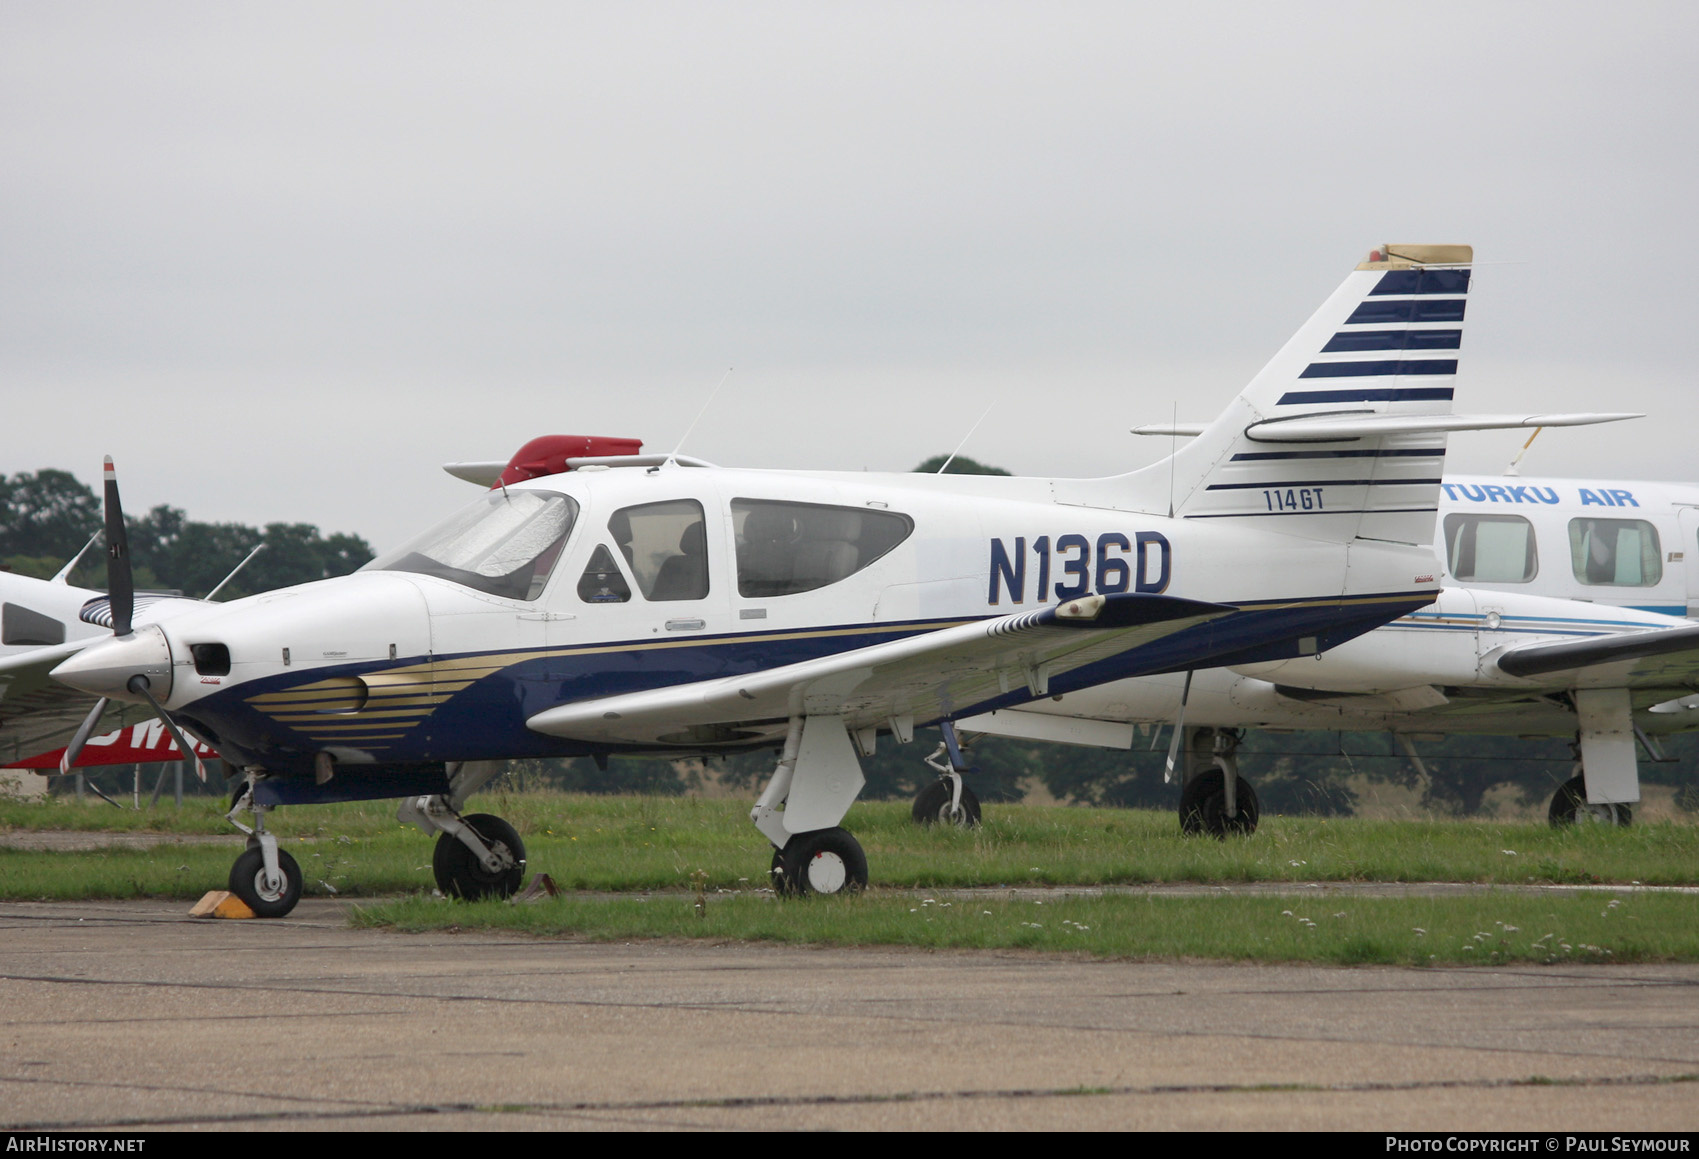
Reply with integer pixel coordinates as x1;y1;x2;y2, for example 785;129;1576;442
225;777;304;918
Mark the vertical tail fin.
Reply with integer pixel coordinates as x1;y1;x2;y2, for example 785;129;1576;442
1089;244;1474;546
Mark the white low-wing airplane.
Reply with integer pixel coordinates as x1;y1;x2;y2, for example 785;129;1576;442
948;473;1699;832
8;243;1635;916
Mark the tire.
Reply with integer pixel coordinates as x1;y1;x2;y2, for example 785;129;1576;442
911;779;982;828
1178;769;1260;838
771;827;869;898
1548;775;1633;827
433;813;527;900
228;846;303;919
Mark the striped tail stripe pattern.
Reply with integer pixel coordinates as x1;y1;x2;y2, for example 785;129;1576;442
1175;244;1472;545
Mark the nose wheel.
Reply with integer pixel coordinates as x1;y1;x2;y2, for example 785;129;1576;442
228;846;303;918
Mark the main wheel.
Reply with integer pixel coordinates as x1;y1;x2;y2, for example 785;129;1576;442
228;847;303;918
1178;769;1260;838
433;813;527;900
911;778;982;827
1548;775;1633;827
771;827;869;898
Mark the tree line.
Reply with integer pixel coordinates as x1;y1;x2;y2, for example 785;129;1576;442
0;468;374;599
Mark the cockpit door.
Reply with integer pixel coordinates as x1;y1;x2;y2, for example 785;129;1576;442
560;493;731;645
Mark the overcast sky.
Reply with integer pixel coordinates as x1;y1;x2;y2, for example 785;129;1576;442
4;2;1695;551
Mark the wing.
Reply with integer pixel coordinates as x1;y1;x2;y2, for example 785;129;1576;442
0;642;157;767
527;593;1234;748
1493;622;1699;687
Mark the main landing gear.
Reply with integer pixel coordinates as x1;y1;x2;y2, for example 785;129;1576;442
912;722;982;828
400;763;528;900
1546;690;1640;828
1174;727;1259;838
751;715;873;897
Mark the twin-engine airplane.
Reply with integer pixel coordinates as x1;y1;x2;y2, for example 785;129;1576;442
6;244;1635;916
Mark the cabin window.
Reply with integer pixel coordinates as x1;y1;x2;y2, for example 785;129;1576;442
575;544;632;603
1568;518;1663;587
1443;514;1537;583
363;489;578;601
609;500;709;601
732;499;913;598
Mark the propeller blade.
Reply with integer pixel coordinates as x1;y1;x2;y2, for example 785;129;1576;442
125;675;209;783
102;456;134;637
57;696;111;775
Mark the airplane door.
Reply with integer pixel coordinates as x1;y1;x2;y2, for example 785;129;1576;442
1678;507;1699;618
562;494;732;648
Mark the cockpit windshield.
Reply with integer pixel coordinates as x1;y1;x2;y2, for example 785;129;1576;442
363;489;579;601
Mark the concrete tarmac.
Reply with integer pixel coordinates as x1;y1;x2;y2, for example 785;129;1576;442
1;898;1695;1132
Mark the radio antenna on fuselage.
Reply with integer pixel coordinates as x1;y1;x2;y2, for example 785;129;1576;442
666;367;734;468
936;402;997;474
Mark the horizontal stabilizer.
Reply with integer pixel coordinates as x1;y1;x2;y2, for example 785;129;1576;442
1244;412;1641;444
443;454;719;487
1495;622;1699;679
442;461;507;486
1130;424;1207;438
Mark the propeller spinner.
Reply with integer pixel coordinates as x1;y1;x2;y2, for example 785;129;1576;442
50;458;208;781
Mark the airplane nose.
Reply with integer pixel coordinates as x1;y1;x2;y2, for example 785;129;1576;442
50;625;173;703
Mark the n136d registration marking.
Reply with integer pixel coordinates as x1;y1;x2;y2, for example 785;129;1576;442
989;532;1170;605
1265;488;1324;512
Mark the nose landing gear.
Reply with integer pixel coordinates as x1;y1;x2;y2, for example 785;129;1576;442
225;778;305;918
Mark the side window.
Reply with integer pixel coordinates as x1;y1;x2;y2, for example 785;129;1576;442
608;500;709;601
575;544;632;603
1443;513;1537;582
733;499;914;598
1569;518;1663;587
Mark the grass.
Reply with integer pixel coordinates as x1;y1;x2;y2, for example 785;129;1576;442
349;888;1699;967
2;790;1696;901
